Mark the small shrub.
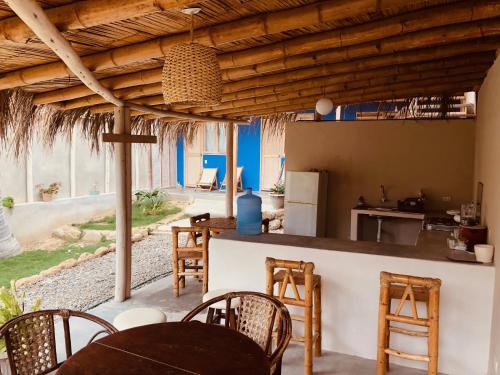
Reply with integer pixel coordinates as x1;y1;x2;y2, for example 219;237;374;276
36;182;61;196
0;281;41;352
270;182;285;195
2;196;14;209
134;189;169;216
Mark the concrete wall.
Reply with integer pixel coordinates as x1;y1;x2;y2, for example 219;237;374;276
5;194;116;246
286;120;476;239
0;129;178;245
475;56;500;375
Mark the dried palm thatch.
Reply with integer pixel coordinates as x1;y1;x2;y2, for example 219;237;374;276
0;88;206;157
259;112;298;137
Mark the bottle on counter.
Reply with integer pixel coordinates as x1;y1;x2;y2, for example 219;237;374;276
237;188;262;235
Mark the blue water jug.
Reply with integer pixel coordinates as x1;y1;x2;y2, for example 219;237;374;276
237;188;262;235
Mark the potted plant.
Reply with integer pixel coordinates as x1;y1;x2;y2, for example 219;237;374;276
36;182;61;202
269;182;285;210
0;281;41;375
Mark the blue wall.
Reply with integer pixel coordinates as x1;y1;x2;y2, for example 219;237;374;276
176;137;184;186
237;120;261;191
202;154;226;188
176;121;262;190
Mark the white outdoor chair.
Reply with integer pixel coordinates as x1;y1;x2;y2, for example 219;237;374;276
195;168;218;191
219;166;243;191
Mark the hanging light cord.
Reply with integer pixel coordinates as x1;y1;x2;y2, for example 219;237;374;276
190;13;194;43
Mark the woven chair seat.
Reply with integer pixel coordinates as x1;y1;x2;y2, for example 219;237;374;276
273;270;321;287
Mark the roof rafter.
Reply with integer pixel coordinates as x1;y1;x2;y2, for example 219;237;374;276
0;0;198;43
2;0;497;91
4;0;245;124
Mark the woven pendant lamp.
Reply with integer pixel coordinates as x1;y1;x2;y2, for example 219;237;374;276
162;8;222;107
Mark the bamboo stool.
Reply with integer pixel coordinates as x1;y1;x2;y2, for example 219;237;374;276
376;271;441;375
266;257;321;375
172;226;209;297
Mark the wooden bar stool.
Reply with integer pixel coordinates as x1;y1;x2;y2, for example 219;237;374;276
189;213;210;274
266;257;322;375
172;226;209;297
376;271;441;375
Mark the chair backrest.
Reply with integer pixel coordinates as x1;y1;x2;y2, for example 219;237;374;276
265;257;315;303
182;291;291;368
190;213;210;226
198;168;218;185
0;309;117;375
262;218;270;233
381;271;441;321
172;226;209;255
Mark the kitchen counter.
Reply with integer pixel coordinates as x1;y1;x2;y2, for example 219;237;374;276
209;231;495;374
214;229;488;265
351;207;425;240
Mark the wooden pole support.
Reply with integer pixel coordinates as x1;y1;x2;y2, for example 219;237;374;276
226;122;234;218
113;106;133;302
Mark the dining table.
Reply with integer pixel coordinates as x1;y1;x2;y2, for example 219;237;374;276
194;217;236;234
57;321;270;374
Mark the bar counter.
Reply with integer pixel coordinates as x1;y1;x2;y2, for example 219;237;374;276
209;231;495;374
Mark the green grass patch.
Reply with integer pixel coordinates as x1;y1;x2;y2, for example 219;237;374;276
0;240;111;288
77;204;181;231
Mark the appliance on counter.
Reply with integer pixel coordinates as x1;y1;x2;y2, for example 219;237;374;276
284;170;328;237
459;225;488;252
425;216;458;232
397;197;425;213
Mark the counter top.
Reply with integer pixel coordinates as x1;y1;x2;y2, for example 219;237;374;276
351;208;425;220
215;230;490;266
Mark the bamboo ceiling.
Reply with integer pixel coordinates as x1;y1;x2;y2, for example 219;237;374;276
0;0;498;153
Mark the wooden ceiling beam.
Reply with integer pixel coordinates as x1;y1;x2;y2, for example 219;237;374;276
0;0;385;90
191;57;492;114
39;39;500;108
5;0;244;124
0;0;197;43
226;82;481;119
73;53;492;114
3;0;499;91
206;74;485;117
33;33;500;107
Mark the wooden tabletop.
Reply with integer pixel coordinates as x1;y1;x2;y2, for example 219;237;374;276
194;217;236;231
57;321;269;375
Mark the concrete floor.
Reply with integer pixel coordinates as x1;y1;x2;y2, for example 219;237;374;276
60;275;431;375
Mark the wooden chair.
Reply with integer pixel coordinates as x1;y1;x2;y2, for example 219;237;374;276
376;271;441;375
262;218;270;233
265;257;321;375
0;309;117;375
172;226;209;297
189;213;210;273
182;291;292;375
195;168;218;191
219;166;244;192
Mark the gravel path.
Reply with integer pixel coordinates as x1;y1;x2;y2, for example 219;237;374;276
20;233;173;311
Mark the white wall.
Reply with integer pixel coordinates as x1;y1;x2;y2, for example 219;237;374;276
210;235;495;375
475;55;500;374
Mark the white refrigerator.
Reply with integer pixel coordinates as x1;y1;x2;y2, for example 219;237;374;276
283;171;328;237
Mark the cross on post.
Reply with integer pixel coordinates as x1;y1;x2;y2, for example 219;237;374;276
103;106;157;302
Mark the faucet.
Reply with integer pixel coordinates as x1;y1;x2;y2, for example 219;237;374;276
380;185;388;203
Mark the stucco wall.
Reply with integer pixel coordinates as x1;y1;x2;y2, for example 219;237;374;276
475;55;500;375
286;120;476;239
